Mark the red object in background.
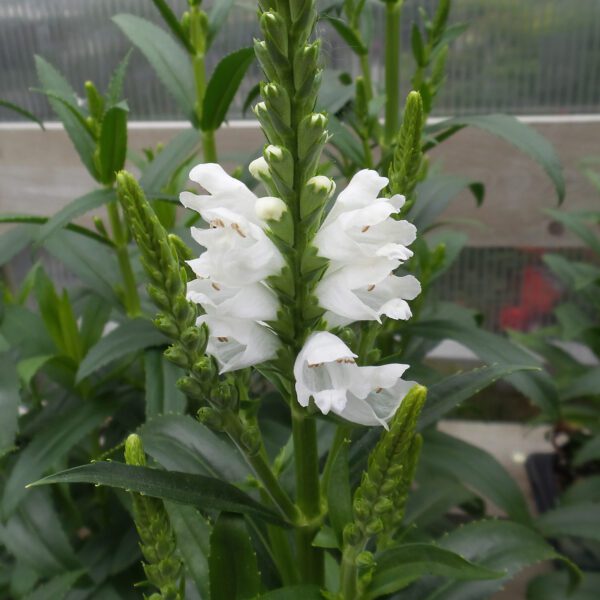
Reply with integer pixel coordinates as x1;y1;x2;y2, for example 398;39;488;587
500;265;562;331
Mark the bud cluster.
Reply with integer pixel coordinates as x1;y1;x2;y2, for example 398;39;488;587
124;435;183;599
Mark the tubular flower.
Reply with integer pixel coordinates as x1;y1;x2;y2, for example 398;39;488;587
181;163;285;372
294;331;416;427
314;169;420;327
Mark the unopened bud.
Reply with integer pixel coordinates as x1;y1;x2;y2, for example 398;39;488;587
191;356;215;383
241;426;261;455
197;407;224;431
163;345;189;369
211;382;237;411
365;518;384;536
343;523;363;547
124;434;146;467
265;145;284;161
356;551;375;568
308;175;335;197
249;157;270;180
255;196;287;222
260;11;288;56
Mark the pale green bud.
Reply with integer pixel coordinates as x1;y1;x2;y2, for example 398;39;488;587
261;11;288;57
125;434;146;467
249;156;270;180
255;196;287;221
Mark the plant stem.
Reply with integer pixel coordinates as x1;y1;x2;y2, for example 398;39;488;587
384;1;402;146
359;53;373;101
107;200;140;316
291;402;324;585
321;424;351;495
202;129;217;162
339;546;360;600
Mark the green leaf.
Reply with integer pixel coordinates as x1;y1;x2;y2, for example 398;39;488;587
34;56;97;177
36;188;115;244
536;502;600;543
164;502;211;600
365;543;503;599
106;51;132;106
421;520;580;600
0;99;44;129
411;23;427;67
2;399;117;515
561;476;600;505
0;489;80;576
30;462;285;525
17;354;55;386
545;209;600;256
0;225;36;267
207;0;236;47
406;318;559;418
76;318;167;382
260;585;323;599
543;254;600;292
144;349;186;418
201;48;255;131
427;114;565;203
419;431;531;523
98;104;128;184
327;115;364;165
139;414;250;481
574;435;600;466
419;365;536;429
209;514;261;600
242;83;261;116
22;570;85;600
113;14;196;122
150;0;195;53
139;129;199;194
410;174;484;231
326;437;352;547
323;16;367;55
0;353;19;457
528;570;600;600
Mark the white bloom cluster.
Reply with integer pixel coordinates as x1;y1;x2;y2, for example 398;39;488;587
180;163;284;372
182;164;419;427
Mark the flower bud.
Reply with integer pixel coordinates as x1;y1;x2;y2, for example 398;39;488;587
254;102;283;146
84;80;104;121
356;551;375;568
298;112;328;160
365;518;384;536
293;41;320;91
176;375;204;399
191;356;216;383
154;314;179;338
197;407;225;431
343;523;363;547
240;426;261;456
163;345;190;369
254;39;278;82
262;82;291;126
249;156;270;181
373;497;394;516
211;381;238;411
265;145;294;190
300;175;335;220
260;11;288;57
255;197;287;222
124;434;146;467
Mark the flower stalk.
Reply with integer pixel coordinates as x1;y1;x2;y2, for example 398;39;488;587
384;0;404;146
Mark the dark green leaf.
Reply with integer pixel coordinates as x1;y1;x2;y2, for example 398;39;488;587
327;115;364;165
164;502;211;599
113;14;196;122
208;0;236;47
574;435;600;466
0;99;44;129
326;437;352;547
365;543;502;599
427;114;565;203
422;520;580;600
536;502;600;542
209;514;261;600
419;365;536;429
411;24;426;67
76;318;167;382
201;48;255;131
29;462;285;525
242;83;261;116
0;489;80;576
260;585;323;599
0;225;36;266
35;56;97;176
36;188;115;244
2;399;117;515
406;318;559;418
98;105;128;184
561;476;600;505
419;431;531;523
543;253;600;292
323;16;367;55
139;414;249;481
528;570;600;600
0;353;19;458
23;570;85;600
545;209;600;256
144;349;186;418
106;50;132;106
139;129;199;193
150;0;195;53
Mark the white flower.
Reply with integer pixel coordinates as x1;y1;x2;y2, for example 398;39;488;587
198;310;279;373
187;207;284;287
294;331;416;427
181;163;261;225
318;270;421;328
187;279;278;321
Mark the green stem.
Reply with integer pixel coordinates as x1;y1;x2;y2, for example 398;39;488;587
321;424;351;495
384;1;402;146
359;53;373;101
291;403;323;585
339;546;360;600
107;200;140;316
202;129;217;162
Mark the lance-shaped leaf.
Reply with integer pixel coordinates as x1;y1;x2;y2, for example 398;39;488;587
323;16;368;55
144;350;186;418
0;99;44;129
536;502;600;543
209;514;261;600
364;542;503;599
201;48;255;132
98;103;128;184
0;352;19;458
426;114;565;203
113;14;196;123
208;0;236;47
29;462;287;525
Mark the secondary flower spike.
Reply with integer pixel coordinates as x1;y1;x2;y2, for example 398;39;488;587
314;169;421;327
294;331;417;427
